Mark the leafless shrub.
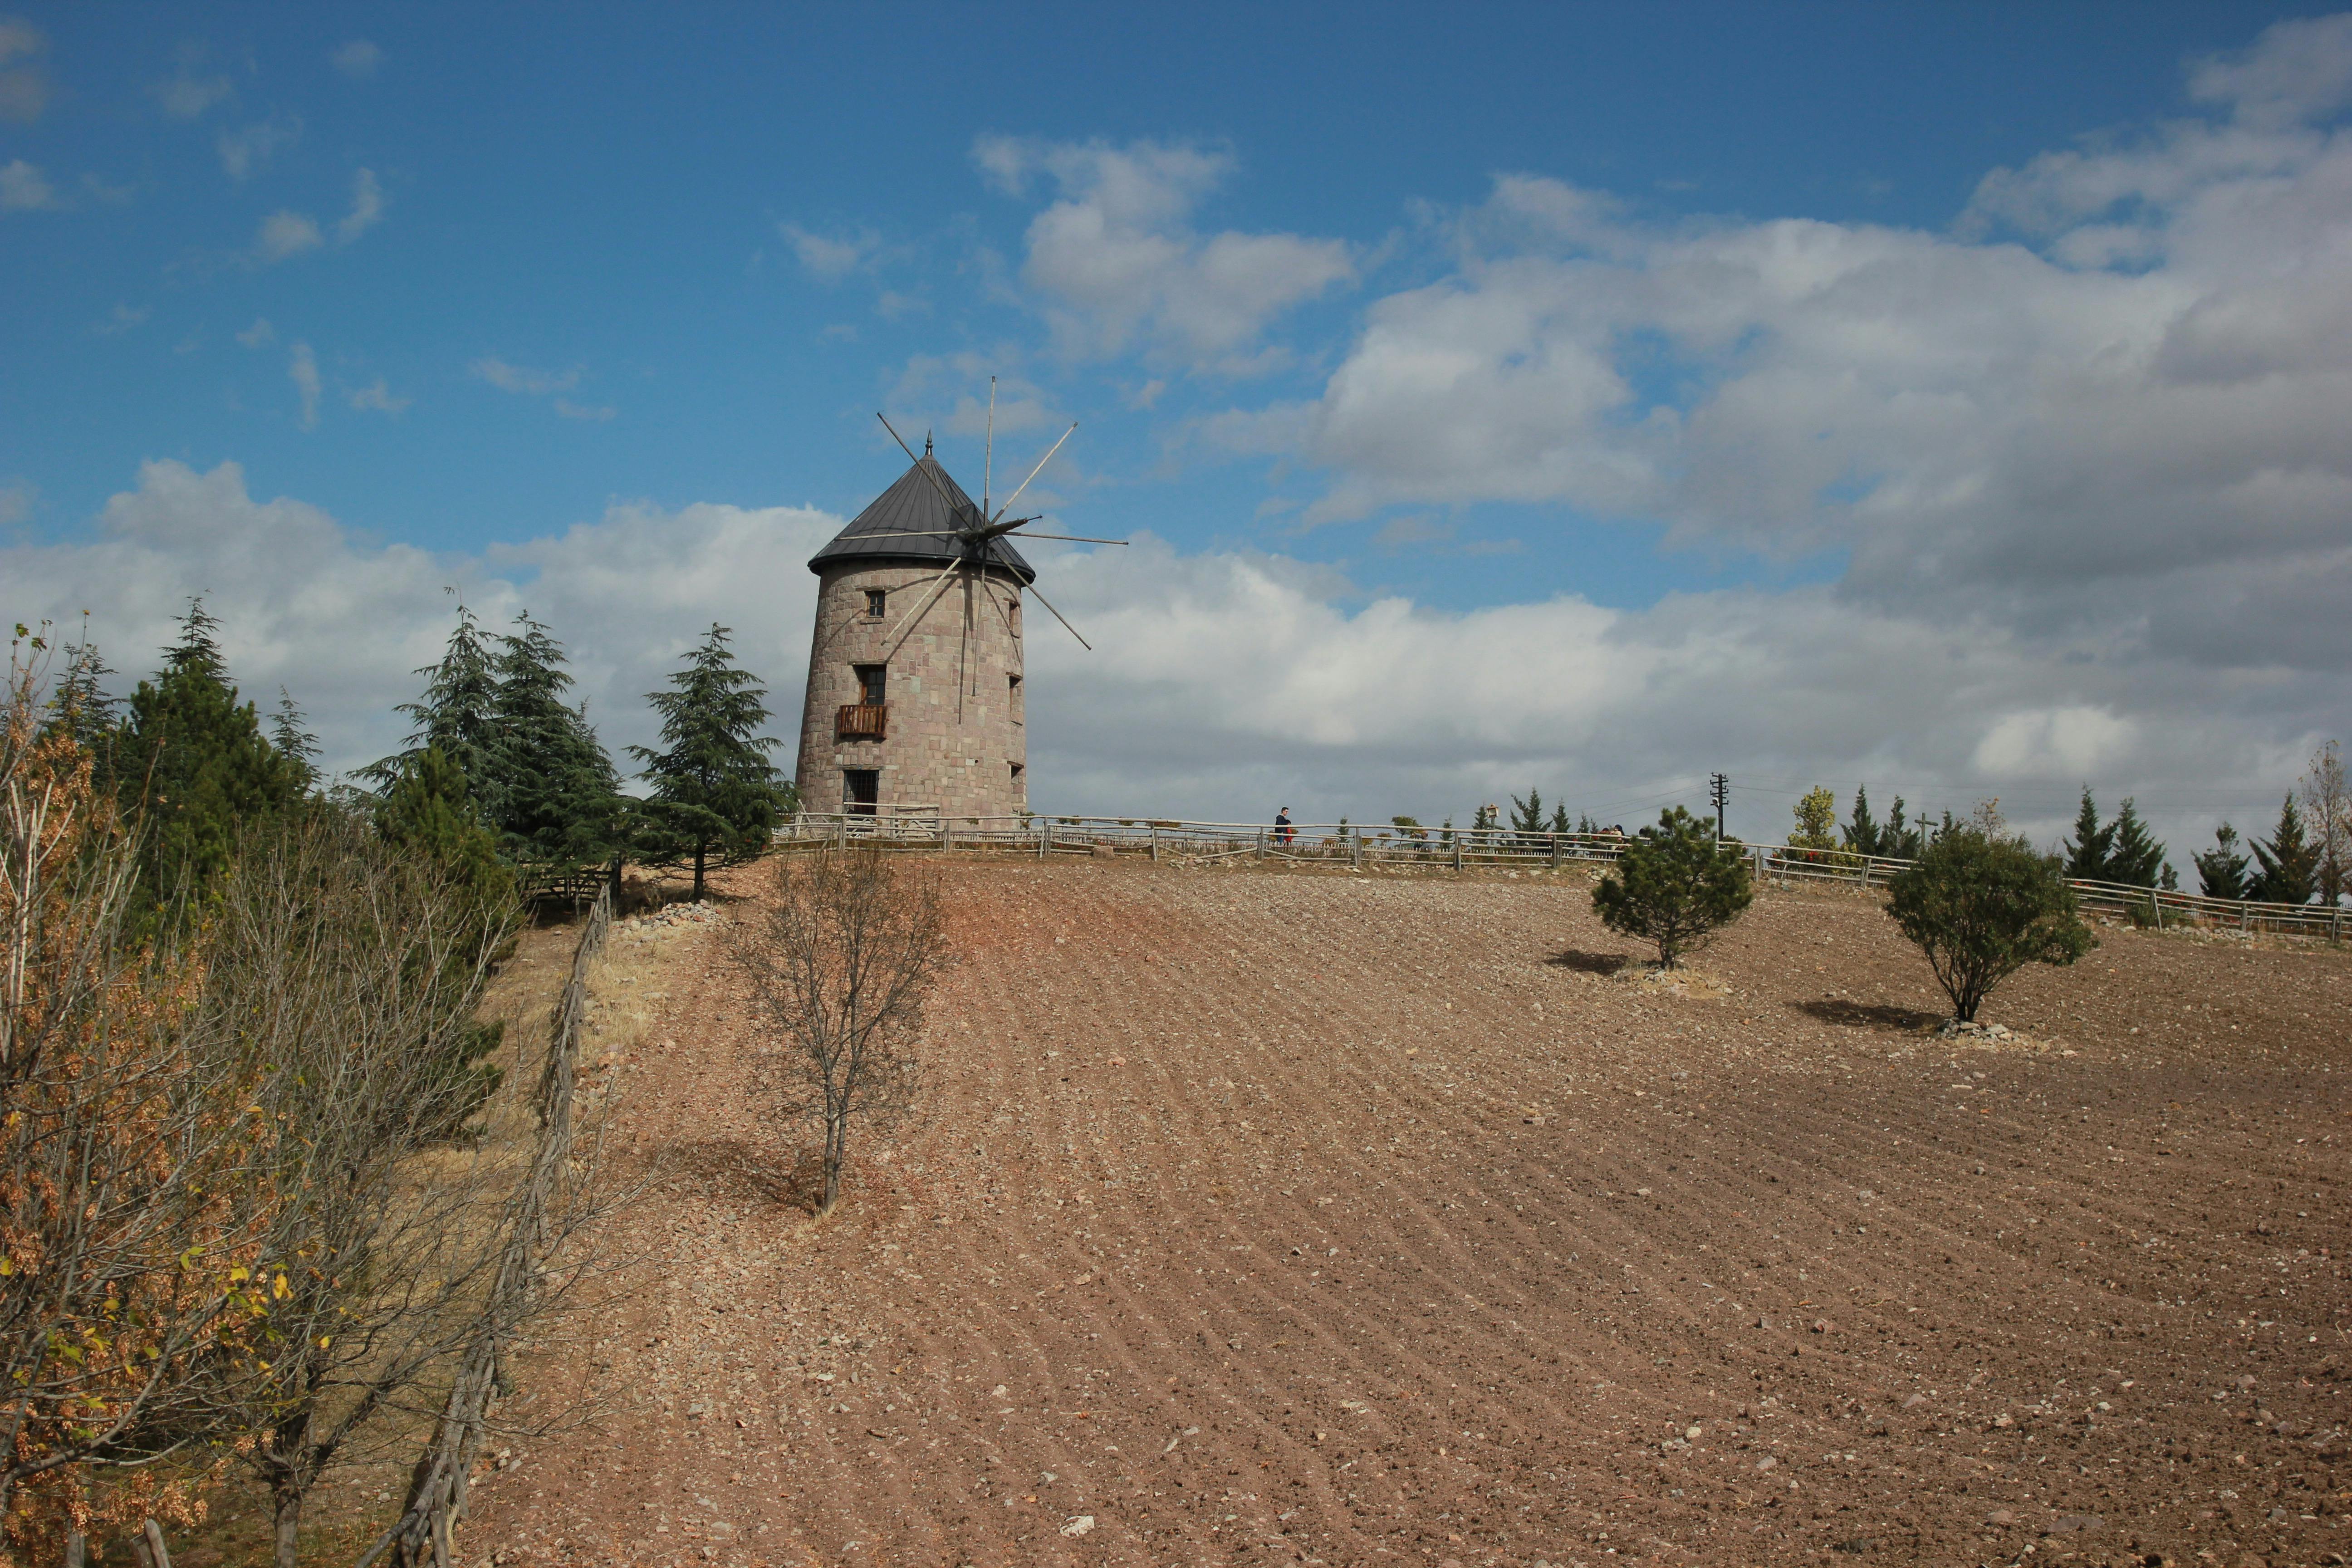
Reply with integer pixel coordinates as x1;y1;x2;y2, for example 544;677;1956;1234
730;848;946;1216
185;813;530;1568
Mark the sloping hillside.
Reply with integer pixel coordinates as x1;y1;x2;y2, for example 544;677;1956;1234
469;858;2350;1567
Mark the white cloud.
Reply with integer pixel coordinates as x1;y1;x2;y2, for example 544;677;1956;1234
332;39;383;79
0;156;54;210
1200;17;2352;688
0;482;31;527
217;114;301;181
236;317;276;348
1;461;841;786
779;222;878;281
155;61;233;120
2186;11;2352;128
256;209;324;261
336;167;384;243
288;342;321;430
348;378;409;415
5;461;2324;860
975;136;1355;372
93;304;148;336
472;358;581;396
554;399;615;421
0;15;49;122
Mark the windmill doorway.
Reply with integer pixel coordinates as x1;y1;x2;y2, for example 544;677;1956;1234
843;769;879;816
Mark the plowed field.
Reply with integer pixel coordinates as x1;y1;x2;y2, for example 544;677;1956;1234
470;858;2350;1568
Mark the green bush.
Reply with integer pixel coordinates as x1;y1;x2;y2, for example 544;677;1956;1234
1885;829;2094;1023
1592;806;1754;969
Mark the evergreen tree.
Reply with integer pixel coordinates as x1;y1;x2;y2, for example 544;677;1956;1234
1548;801;1572;836
2105;798;2166;888
1789;786;1838;851
1886;828;2094;1023
487;612;625;865
270;688;321;793
44;620;121;760
630;623;790;900
1881;796;1923;859
377;745;516;1133
369;603;503;802
1842;786;1881;856
1509;788;1547;847
113;601;305;931
2249;794;2319;906
2063;787;2116;881
1592;806;1754;969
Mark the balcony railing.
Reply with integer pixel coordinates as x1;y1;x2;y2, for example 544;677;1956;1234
836;702;887;740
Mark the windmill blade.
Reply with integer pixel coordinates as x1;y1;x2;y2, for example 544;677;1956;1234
876;412;980;532
1023;578;1093;652
880;560;964;655
999;532;1129;545
989;421;1077;526
983;376;995;519
836;529;966;541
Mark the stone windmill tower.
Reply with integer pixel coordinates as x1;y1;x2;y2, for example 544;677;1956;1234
793;401;1106;820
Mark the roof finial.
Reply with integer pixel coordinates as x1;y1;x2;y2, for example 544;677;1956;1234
924;429;933;456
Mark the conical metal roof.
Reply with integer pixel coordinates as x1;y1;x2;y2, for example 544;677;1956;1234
807;453;1038;585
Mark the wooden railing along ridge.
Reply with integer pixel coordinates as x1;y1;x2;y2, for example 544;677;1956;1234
776;812;2350;940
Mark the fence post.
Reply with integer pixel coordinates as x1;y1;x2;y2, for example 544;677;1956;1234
1039;819;1048;858
1352;830;1363;871
1452;837;1463;872
1256;828;1265;862
1550;832;1562;869
1151;824;1159;863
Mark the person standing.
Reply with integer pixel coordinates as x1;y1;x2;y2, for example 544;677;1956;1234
1275;806;1295;846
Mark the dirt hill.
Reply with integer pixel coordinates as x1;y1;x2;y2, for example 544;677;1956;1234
467;858;2349;1568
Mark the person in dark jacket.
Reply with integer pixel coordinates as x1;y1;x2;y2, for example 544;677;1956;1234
1275;806;1295;845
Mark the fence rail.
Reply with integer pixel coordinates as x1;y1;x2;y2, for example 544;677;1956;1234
775;812;2349;939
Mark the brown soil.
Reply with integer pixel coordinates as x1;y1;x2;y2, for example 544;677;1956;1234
466;858;2351;1568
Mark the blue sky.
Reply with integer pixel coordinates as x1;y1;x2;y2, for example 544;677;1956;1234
6;3;2351;851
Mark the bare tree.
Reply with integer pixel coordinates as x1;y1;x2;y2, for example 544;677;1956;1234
730;848;946;1215
188;814;520;1568
2301;740;2350;910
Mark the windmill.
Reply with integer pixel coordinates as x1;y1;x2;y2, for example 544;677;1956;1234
792;380;1120;819
865;380;1121;673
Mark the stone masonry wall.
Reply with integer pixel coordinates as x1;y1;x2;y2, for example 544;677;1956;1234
792;562;1028;819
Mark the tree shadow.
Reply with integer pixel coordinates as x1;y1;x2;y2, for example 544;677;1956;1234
665;1135;825;1212
1547;949;1632;976
1793;998;1942;1032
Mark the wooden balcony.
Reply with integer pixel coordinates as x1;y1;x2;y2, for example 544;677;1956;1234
836;702;887;740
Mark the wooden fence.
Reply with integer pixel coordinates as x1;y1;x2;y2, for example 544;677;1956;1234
775;812;2349;940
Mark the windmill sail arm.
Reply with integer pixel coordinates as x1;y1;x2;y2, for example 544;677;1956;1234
990;422;1077;524
1023;578;1092;652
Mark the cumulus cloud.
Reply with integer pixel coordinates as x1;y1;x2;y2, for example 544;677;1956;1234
975;136;1355;372
348;378;408;414
0;156;53;210
472;358;581;395
336;167;384;242
1200;18;2352;692
332;39;383;79
779;222;878;281
3;461;841;784
217;114;300;181
236;317;276;348
0;15;50;122
255;209;323;261
5;461;2324;857
288;342;321;429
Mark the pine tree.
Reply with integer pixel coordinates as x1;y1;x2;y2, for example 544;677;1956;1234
369;603;503;803
2249;794;2319;906
1790;787;1838;852
630;623;790;900
2063;788;2117;882
1509;788;1546;847
1882;796;1923;859
1548;801;1572;836
44;620;121;761
2105;798;2165;888
487;612;624;866
1592;806;1754;969
2193;825;2248;901
113;601;305;930
271;688;321;793
1842;786;1881;856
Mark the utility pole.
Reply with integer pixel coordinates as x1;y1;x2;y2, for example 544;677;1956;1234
1709;773;1729;841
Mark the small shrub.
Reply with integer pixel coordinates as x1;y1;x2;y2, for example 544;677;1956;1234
1885;829;2093;1022
1592;806;1754;969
